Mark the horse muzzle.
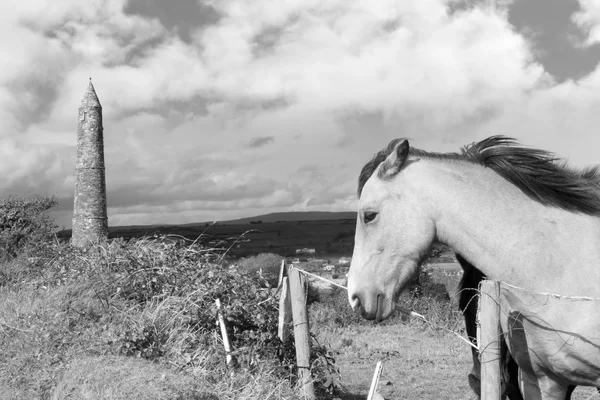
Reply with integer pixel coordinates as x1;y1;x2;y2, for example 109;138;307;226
349;291;395;321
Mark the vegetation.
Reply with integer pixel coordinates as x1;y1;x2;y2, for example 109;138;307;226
0;196;345;399
0;195;58;258
58;214;358;257
237;252;284;287
1;195;479;399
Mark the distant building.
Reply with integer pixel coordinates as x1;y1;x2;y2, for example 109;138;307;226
323;264;335;271
296;248;316;254
338;257;351;265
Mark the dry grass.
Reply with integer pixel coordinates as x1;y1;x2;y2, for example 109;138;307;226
318;323;477;400
309;264;600;400
0;239;304;400
309;275;477;400
51;355;299;400
2;239;597;400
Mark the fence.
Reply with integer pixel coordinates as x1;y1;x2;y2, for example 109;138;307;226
476;280;600;400
277;261;385;399
216;260;386;399
477;280;502;400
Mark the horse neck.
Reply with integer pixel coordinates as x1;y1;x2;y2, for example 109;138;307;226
414;160;600;294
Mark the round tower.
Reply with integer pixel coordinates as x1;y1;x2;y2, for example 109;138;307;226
72;79;108;247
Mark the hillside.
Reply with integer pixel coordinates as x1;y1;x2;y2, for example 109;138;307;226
191;211;357;225
57;211;359;257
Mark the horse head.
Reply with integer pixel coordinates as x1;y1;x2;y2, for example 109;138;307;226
348;139;436;321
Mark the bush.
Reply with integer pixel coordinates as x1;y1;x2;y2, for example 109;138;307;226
0;195;58;258
237;252;284;287
408;268;434;298
1;236;343;399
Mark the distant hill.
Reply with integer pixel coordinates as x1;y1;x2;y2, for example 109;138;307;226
58;211;359;257
180;211;357;226
61;211;358;235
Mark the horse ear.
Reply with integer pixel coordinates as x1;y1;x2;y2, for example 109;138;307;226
380;139;410;178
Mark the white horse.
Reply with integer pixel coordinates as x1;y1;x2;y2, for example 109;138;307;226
347;136;600;399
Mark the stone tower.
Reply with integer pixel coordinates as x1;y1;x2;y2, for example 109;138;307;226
72;79;108;247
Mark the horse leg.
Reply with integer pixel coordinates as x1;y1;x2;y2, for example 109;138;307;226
456;253;483;397
502;341;524;400
519;369;542;400
564;385;575;399
539;376;569;400
518;370;569;400
468;349;482;397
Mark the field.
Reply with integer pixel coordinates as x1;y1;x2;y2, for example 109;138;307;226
57;212;359;257
3;227;599;399
308;264;599;400
317;262;479;400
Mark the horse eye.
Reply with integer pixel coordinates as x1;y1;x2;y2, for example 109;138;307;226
363;211;378;224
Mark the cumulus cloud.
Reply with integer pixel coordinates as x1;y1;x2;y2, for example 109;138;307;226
573;0;600;45
247;136;275;148
4;0;600;228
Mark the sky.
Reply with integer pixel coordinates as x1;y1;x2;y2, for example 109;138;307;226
3;0;600;229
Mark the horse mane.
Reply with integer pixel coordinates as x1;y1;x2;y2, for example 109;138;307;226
357;135;600;216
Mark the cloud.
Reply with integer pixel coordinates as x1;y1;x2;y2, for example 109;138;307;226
573;0;600;45
247;136;275;148
124;0;220;44
5;0;600;229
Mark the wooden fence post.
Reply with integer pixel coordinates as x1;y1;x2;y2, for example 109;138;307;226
278;275;292;343
367;361;384;400
215;298;233;366
478;280;502;400
278;259;286;288
288;266;316;399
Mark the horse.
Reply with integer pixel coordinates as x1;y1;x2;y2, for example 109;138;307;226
347;136;600;399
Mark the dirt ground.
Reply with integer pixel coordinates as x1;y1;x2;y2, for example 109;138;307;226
318;261;599;400
313;305;477;400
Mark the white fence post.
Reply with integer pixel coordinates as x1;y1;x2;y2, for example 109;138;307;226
478;280;502;400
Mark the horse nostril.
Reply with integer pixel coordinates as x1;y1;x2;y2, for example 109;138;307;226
350;293;361;311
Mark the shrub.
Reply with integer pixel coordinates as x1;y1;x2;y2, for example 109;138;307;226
1;236;344;398
237;252;284;287
0;195;59;258
408;268;434;298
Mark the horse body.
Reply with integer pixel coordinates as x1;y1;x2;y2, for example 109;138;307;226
499;286;600;397
348;137;600;399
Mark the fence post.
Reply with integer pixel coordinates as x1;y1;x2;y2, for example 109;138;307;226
288;266;316;399
367;361;384;400
278;275;292;343
278;259;286;288
215;298;233;366
478;280;502;400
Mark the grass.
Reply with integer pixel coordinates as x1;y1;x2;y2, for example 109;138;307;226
305;262;478;399
4;238;595;400
0;238;304;400
316;291;476;399
0;238;470;399
319;322;476;400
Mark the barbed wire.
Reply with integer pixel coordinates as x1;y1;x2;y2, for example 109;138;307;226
289;265;477;350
